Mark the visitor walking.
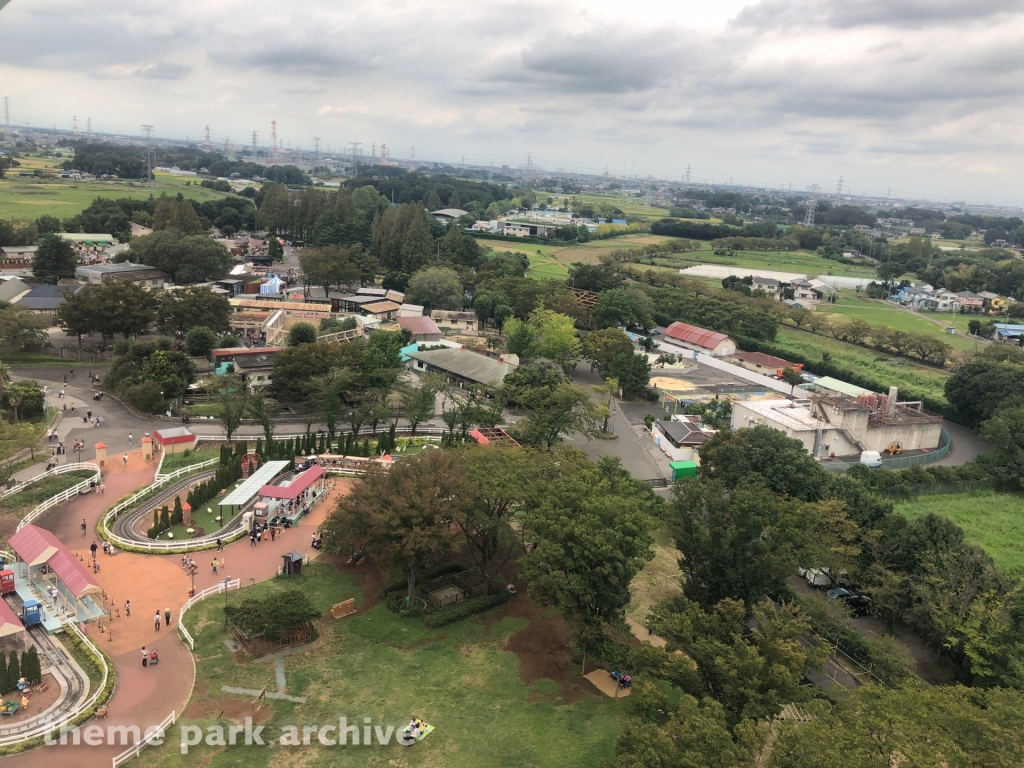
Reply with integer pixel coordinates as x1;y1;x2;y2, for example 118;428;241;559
216;538;223;551
154;612;161;631
164;608;171;627
211;558;218;575
123;454;129;467
89;541;97;559
142;647;147;668
128;433;132;446
125;599;131;617
81;519;87;537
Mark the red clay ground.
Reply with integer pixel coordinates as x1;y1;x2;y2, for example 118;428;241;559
0;454;353;768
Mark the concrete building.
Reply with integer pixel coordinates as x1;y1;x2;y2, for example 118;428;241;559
663;322;737;357
731;389;943;459
58;233;116;246
431;208;469;224
397;315;443;342
430;310;478;333
651;416;715;462
0;245;37;264
398;303;425;318
0;275;31;303
75;263;170;289
361;300;401;321
407;345;517;387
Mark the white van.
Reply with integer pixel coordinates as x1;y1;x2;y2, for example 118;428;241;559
859;450;883;468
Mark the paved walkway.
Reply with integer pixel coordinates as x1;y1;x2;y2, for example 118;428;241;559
1;449;350;768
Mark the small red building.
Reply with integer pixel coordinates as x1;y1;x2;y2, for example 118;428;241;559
153;427;196;455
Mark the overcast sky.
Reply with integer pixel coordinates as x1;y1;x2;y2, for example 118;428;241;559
2;0;1023;204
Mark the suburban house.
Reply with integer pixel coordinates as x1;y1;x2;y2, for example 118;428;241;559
978;292;1008;313
397;315;443;342
993;323;1024;342
663;322;737;357
330;293;382;314
926;290;960;313
501;222;560;238
892;283;959;312
361;300;401;321
730;351;799;376
790;278;821;301
75;263;170;289
430;310;478;333
731;388;943;459
955;291;985;311
398;303;425;318
407;345;517;388
751;277;781;299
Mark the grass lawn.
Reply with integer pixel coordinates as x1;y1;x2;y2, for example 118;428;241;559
154;524;206;541
0;410;52;463
650;248;879;280
0;170;236;221
626;527;681;623
571;193;668;222
0;352;70;367
159;447;222;475
135;566;623;768
772;327;951;405
816;295;976;352
895;492;1024;575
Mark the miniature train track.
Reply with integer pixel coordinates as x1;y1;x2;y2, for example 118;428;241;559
0;595;91;740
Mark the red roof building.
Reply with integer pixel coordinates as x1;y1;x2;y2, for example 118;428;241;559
0;599;24;639
731;351;800;374
663;322;736;357
397;315;443;342
10;524;102;600
259;464;326;501
154;427;196;455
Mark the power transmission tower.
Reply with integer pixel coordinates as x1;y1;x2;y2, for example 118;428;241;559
804;184;821;226
251;131;259;161
684;164;691;192
86;117;92;142
348;141;360;176
142;124;154;183
223;136;230;156
313;137;322;171
270;121;278;165
204;125;211;154
2;97;9;146
835;176;843;199
72;116;78;141
380;143;387;165
410;145;416;167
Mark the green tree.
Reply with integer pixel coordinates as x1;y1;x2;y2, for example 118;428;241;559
592;377;618;433
502;317;537;358
140;349;195;399
184;326;217;357
246;396;281;443
156;287;231;334
271;341;361;397
5;650;19;695
405;267;464;311
322;449;461;600
76;281;156;341
512;382;598;450
152;195;205;235
267;236;283;261
520;453;656;646
780;366;805;394
399;376;438;434
581;328;633;374
592;287;655;330
0;304;48;350
32;233;78;284
298;245;361;297
286;322;318;346
668;479;811;608
55;289;96;346
529;309;581;368
124;229;231;283
605;352;652;398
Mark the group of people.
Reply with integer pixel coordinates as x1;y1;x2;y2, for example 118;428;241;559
249;523;277;546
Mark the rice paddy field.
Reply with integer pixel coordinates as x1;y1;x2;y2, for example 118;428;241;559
895;491;1024;575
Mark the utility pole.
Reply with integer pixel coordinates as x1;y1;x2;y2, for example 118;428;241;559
348;141;360;176
142;124;154;183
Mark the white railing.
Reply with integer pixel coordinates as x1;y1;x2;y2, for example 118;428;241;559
178;578;241;651
193;426;450;444
154;456;219;483
111;710;176;768
2;461;100;500
0;619;111;747
15;463;103;532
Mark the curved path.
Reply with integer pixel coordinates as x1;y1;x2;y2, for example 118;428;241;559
109;471;216;542
0;448;349;768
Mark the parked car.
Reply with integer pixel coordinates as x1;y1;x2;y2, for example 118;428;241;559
800;567;849;588
649;329;661;336
826;587;872;616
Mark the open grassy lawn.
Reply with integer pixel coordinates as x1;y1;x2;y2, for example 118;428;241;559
772;327;951;405
896;492;1024;575
159;447;222;474
0;169;235;221
649;248;879;280
571;193;669;222
136;566;623;768
817;295;977;352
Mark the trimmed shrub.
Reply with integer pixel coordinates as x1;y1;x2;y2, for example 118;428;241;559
424;593;509;629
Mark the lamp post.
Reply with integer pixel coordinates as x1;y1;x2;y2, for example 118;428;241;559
74;442;83;465
187;564;196;597
223;575;231;627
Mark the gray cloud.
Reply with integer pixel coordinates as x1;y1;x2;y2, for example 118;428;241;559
733;0;1024;30
134;62;192;80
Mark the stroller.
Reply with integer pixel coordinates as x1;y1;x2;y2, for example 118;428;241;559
610;671;632;689
149;649;159;666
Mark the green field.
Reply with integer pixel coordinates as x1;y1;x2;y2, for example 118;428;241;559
816;295;977;352
896;492;1024;574
158;447;222;474
772;327;950;405
136;566;622;768
0;165;236;221
649;248;879;280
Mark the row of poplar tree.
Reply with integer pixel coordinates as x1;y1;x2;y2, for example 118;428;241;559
0;647;42;694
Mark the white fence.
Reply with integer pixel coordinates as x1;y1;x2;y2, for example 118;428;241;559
101;458;235;552
0;619;111;747
2;461;101;500
154;456;219;484
111;710;176;768
15;463;103;532
177;578;241;651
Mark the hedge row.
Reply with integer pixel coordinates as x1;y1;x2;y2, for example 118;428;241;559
424;593;509;629
378;562;466;597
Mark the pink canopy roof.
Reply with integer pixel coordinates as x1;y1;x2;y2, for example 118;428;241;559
0;599;24;637
10;524;102;599
259;464;325;501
